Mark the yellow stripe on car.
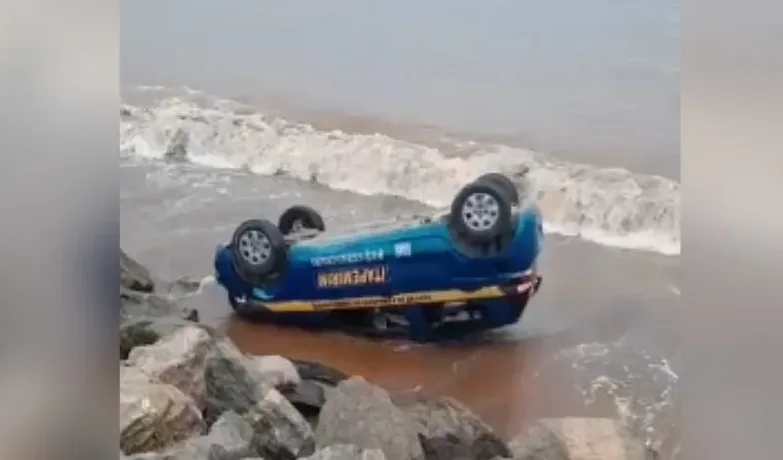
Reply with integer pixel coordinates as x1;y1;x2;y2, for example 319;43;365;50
260;285;509;313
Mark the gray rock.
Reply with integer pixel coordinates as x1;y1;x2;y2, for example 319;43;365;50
120;316;214;359
242;388;316;459
119;365;205;455
315;376;424;460
122;449;169;460
508;417;649;460
288;359;349;386
300;444;386;460
123;454;167;460
119;250;199;325
127;325;217;410
394;394;511;460
120;288;199;324
122;250;155;292
282;380;326;427
162;411;259;460
246;355;301;390
205;339;315;459
279;360;348;428
123;412;266;460
206;412;258;458
165;275;205;297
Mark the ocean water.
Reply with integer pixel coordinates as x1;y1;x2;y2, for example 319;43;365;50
121;0;679;177
120;0;680;454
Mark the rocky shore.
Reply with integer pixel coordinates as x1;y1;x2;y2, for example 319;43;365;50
119;249;655;460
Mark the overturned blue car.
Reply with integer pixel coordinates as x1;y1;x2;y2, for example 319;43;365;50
214;172;544;341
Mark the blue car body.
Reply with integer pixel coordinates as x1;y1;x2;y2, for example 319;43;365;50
214;205;545;340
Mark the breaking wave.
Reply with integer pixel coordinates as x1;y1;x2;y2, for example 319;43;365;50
119;87;680;255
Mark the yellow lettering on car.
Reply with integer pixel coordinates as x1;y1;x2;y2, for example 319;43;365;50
316;266;388;288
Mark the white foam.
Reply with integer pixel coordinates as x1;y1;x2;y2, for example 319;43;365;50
119;89;680;255
551;338;679;451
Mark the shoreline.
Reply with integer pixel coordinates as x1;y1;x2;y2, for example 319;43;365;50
120;249;673;459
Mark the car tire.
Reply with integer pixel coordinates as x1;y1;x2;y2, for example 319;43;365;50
449;181;514;244
278;205;326;235
474;172;520;205
231;219;287;282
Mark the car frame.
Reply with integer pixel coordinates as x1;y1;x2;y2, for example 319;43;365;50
214;172;544;341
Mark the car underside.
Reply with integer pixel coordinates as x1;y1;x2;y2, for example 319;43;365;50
215;172;544;342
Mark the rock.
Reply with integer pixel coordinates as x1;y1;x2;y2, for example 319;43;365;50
394;394;511;460
300;444;387;460
119;252;199;323
161;411;259;460
121;250;155;292
123;454;165;460
315;376;424;460
214;342;301;391
288;358;349;386
241;389;316;459
247;355;301;390
127;325;217;410
123;453;166;460
279;359;348;428
205;411;258;457
120;316;213;359
283;380;326;427
205;339;315;459
119;365;205;455
508;417;649;460
121;288;198;324
165;275;205;297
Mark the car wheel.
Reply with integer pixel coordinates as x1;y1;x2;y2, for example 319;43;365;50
231;219;287;281
474;172;520;205
278;205;326;235
449;181;514;244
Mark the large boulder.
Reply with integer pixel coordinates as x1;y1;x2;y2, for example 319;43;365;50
121;250;155;293
508;417;649;460
119;365;205;455
127;325;217;410
315;376;424;460
301;444;387;460
394;394;511;460
205;339;315;459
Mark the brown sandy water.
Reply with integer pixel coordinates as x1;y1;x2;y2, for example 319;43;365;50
181;233;680;445
225;319;601;438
